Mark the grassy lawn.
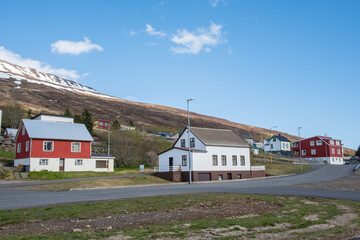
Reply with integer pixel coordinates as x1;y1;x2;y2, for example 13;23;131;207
15;175;170;191
256;163;313;175
28;168;154;180
1;193;360;239
0;150;15;160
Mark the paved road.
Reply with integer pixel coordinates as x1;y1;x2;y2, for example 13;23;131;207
0;165;358;210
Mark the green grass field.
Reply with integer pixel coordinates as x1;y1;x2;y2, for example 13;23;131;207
0;150;15;160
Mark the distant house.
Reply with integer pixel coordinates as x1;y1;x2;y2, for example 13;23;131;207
14;114;114;172
263;134;291;154
241;135;254;146
292;136;343;165
155;127;265;182
4;128;18;139
94;120;110;130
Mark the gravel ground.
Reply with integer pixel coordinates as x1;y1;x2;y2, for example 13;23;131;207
295;169;360;192
0;198;279;236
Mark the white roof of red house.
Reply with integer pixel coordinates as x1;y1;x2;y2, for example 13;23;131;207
22;119;94;141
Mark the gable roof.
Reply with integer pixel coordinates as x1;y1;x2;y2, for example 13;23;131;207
190;127;249;147
266;134;290;143
21;119;93;141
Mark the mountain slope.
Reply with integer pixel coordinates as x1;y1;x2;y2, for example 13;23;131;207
0;59;355;155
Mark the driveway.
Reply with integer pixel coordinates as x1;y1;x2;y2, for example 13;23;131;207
0;165;358;210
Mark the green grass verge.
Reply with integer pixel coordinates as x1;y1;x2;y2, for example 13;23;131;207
1;194;360;240
258;163;313;175
27;168;154;180
0;150;15;160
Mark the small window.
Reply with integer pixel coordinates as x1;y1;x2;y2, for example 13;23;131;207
270;144;273;149
336;141;340;146
316;140;322;146
302;150;306;155
232;155;237;166
310;141;315;146
75;159;83;166
212;155;218;166
218;174;223;181
330;140;334;145
337;149;340;154
237;174;242;179
43;141;54;152
39;159;48;166
181;139;186;148
332;148;335;154
22;127;25;135
190;137;195;148
221;155;227;166
311;149;316;155
292;142;298;147
17;143;21;153
26;141;29;152
71;142;81;152
294;151;299;156
182;155;187;166
240;156;245;166
105;123;108;126
99;122;103;126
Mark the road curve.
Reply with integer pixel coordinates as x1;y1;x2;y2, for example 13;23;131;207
0;165;358;210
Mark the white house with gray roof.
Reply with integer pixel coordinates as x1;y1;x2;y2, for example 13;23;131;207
263;134;292;154
155;127;265;182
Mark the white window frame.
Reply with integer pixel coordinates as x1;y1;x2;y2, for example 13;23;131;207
337;149;341;154
311;149;316;155
17;143;21;153
240;156;245;166
39;159;48;166
190;137;195;148
182;155;187;166
180;139;185;148
22;127;25;135
336;141;340;146
75;159;83;166
292;142;298;148
302;150;306;155
316;140;322;146
232;155;237;166
332;148;335;154
310;141;315;146
221;155;227;166
43;141;54;152
26;141;29;152
330;140;334;145
71;142;81;153
212;155;218;166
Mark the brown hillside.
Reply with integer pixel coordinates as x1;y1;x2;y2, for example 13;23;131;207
0;78;355;156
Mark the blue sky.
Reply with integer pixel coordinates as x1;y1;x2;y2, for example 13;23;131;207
0;0;359;150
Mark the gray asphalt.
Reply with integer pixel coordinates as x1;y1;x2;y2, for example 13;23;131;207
0;165;358;210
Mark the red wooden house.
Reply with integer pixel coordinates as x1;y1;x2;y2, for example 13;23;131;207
94;120;110;130
292;136;343;165
14;114;114;172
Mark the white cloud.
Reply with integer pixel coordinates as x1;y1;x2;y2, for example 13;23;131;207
145;24;166;38
51;37;103;55
170;23;224;54
0;46;79;79
82;72;91;77
209;0;220;7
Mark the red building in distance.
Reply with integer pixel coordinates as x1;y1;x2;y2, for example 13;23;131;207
292;136;343;165
94;120;110;130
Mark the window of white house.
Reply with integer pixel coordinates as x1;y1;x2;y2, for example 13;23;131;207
330;140;334;145
270;144;273;149
190;138;195;148
180;139;185;148
292;142;298;147
26;141;29;152
336;141;340;146
310;141;315;146
302;150;306;155
212;155;218;166
282;143;286;149
311;149;316;155
221;155;227;166
43;141;54;152
240;156;245;166
332;148;335;154
71;142;81;152
182;155;187;166
232;155;237;166
22;127;25;135
316;140;322;146
39;159;48;165
75;159;83;166
337;149;341;154
17;143;21;153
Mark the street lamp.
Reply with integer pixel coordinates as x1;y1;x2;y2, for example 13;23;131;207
187;97;194;184
108;115;120;173
298;127;303;172
270;126;278;132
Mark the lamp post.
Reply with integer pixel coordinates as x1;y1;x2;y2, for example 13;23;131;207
108;115;120;173
187;97;194;184
270;126;278;132
298;127;303;172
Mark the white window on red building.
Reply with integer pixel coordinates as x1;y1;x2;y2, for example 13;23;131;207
17;143;21;153
311;149;316;155
337;149;341;154
26;141;29;152
302;150;306;155
330;140;334;145
316;140;322;146
22;127;25;135
71;142;81;152
332;148;335;154
39;159;48;165
292;142;298;147
310;141;315;146
75;159;83;166
336;141;340;145
43;141;54;152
